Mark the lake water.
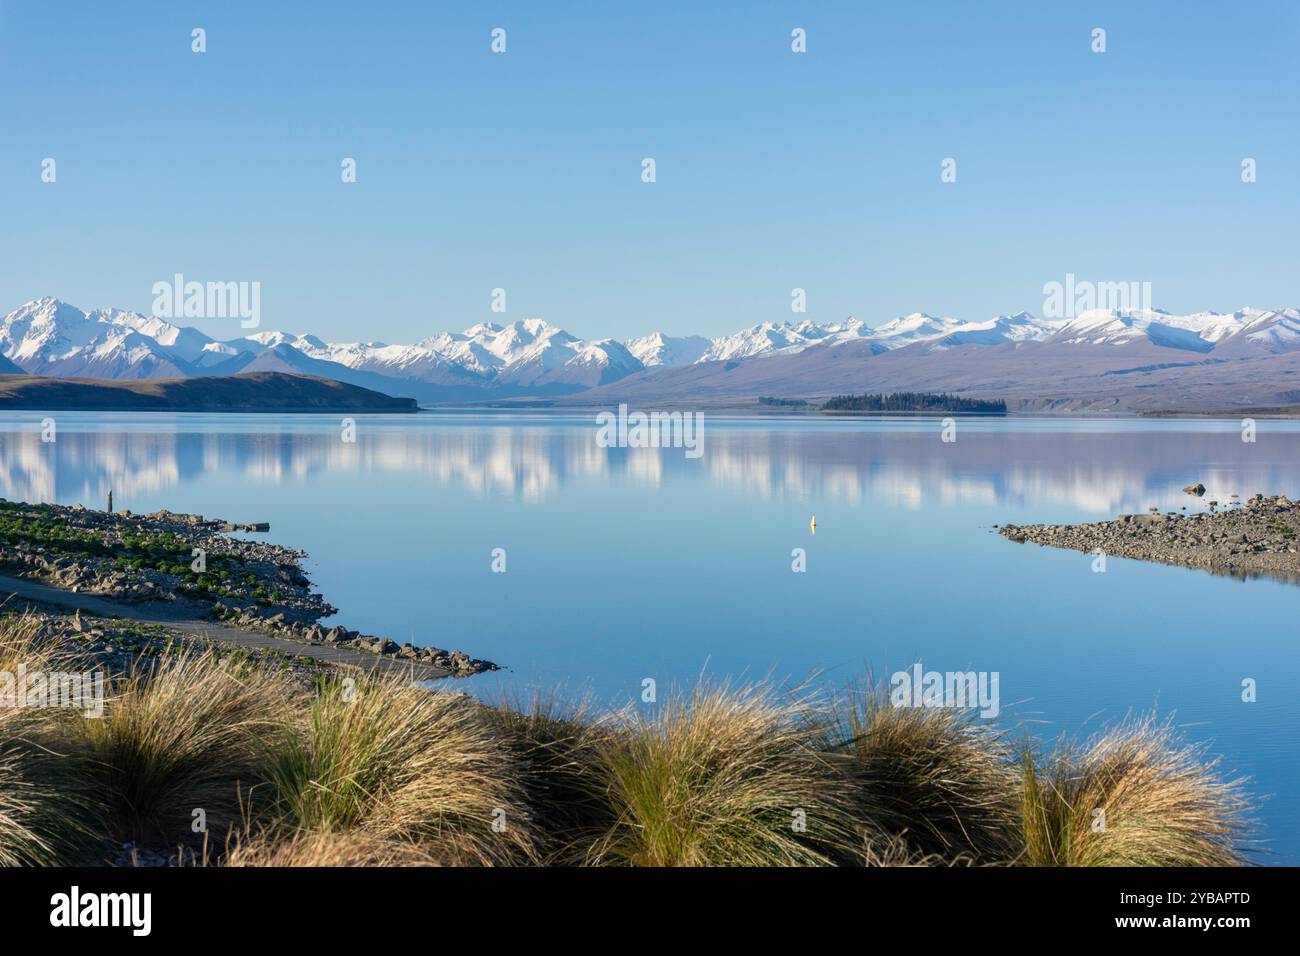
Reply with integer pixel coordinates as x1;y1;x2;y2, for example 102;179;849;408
1;411;1296;863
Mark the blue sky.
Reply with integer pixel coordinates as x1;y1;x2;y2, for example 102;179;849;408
1;1;1296;343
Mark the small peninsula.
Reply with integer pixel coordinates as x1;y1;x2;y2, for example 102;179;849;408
0;371;418;413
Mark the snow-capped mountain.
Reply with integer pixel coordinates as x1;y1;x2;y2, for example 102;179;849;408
4;298;1299;404
305;319;643;388
869;312;962;346
0;299;652;395
1045;307;1300;354
694;318;877;363
0;298;196;379
627;332;712;368
1235;309;1300;352
901;312;1055;350
697;322;825;363
680;312;1056;363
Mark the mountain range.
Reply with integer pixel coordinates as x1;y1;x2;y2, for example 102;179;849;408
4;297;1300;411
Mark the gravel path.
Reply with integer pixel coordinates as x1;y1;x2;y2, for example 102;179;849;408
0;573;453;679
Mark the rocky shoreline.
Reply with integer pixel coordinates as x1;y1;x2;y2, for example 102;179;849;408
0;498;497;676
999;491;1300;582
206;602;493;675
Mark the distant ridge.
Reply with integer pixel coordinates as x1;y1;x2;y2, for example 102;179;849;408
0;371;418;413
5;297;1300;411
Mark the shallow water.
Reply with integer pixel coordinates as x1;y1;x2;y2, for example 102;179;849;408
1;411;1295;862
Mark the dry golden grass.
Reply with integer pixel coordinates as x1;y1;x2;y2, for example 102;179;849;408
832;684;1019;863
226;828;455;867
0;613;85;865
857;830;979;867
0;613;79;739
484;692;615;864
584;681;857;866
60;648;299;847
0;749;51;866
1019;715;1251;866
264;674;534;865
0;616;1259;868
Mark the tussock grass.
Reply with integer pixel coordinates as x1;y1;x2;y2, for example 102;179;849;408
584;681;857;866
485;692;614;864
1019;716;1251;866
0;749;50;866
0;618;1258;867
832;684;1018;863
857;831;977;867
0;614;87;864
264;675;534;865
226;829;452;867
60;649;297;848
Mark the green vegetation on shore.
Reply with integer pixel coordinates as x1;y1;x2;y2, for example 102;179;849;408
822;392;1007;414
0;498;291;607
0;500;234;595
0;616;1252;867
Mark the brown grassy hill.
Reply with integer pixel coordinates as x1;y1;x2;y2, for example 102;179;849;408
0;371;418;412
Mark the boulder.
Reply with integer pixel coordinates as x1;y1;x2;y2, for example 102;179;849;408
1133;514;1170;525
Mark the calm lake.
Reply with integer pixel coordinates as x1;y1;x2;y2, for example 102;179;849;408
1;411;1296;862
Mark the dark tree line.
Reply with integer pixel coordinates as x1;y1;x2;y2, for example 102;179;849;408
821;392;1007;414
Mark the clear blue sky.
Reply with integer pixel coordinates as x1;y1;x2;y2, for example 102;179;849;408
1;1;1296;343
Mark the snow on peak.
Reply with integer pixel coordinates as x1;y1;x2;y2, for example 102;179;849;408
6;297;1300;389
626;332;712;368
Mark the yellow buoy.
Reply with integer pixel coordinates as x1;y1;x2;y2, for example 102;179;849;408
810;515;816;534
